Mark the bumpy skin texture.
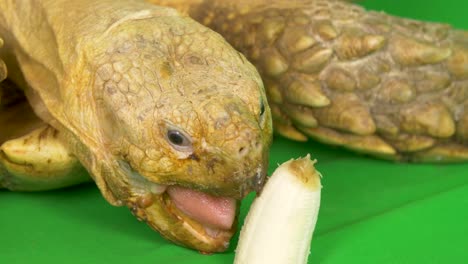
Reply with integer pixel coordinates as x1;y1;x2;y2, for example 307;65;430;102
0;0;272;252
0;125;90;190
155;0;468;162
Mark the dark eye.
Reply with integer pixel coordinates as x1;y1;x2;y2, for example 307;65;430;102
168;130;185;145
166;129;193;152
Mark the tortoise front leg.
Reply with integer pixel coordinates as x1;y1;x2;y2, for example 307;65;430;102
0;124;90;191
153;0;468;162
0;37;88;190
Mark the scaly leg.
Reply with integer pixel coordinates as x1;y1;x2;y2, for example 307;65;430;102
0;34;89;190
0;124;90;191
152;0;468;162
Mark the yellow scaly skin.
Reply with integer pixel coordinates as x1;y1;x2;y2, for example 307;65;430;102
0;0;272;252
153;0;468;162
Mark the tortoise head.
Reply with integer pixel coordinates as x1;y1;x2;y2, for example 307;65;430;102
85;12;272;252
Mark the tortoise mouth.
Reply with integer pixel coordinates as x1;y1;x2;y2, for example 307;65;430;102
120;160;262;252
162;187;238;250
165;185;237;232
127;182;238;252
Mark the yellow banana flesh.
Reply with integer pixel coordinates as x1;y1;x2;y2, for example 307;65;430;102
235;155;322;264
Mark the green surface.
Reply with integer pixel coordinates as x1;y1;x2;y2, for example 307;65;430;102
2;1;468;263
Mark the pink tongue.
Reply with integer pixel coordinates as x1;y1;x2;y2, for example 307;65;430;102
167;186;236;230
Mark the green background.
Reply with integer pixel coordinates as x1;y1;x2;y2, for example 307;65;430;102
2;0;468;263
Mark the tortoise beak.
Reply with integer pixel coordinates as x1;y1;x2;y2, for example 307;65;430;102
119;161;268;253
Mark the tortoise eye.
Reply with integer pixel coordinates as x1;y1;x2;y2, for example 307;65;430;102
168;130;185;145
166;129;192;151
166;129;193;152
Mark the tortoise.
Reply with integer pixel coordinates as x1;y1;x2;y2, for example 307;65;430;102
0;0;467;254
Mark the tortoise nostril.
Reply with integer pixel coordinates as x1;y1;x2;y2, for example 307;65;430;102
255;141;261;149
238;146;249;157
238;140;261;157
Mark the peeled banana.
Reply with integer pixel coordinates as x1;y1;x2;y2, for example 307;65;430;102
235;155;322;264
